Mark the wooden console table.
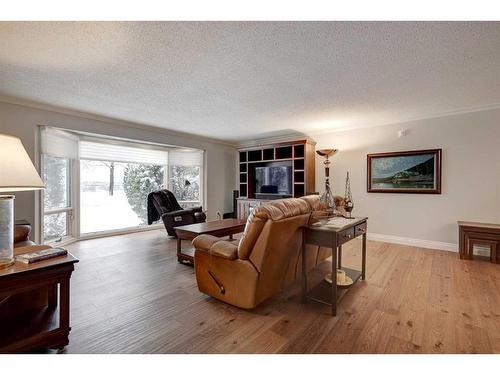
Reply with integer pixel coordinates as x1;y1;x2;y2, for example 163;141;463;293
0;245;78;353
458;221;500;263
302;217;367;316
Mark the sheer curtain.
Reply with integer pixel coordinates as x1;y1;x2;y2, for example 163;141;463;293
79;140;168;165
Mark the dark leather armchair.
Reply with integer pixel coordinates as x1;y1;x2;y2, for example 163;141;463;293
147;189;206;237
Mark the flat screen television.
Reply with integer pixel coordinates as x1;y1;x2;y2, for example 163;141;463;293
254;161;292;198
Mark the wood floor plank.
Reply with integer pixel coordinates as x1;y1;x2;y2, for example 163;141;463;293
350;309;398;353
384;336;422;354
421;306;457;353
390;248;431;347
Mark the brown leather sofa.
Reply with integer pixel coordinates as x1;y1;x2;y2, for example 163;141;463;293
193;195;340;309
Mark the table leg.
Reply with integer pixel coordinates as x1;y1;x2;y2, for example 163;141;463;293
338;245;342;269
59;278;70;331
177;237;182;262
301;228;307;303
459;227;465;259
467;238;474;261
48;284;58;308
331;236;337;316
229;234;233;240
362;233;367;280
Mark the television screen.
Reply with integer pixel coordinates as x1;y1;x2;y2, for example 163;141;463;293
255;162;292;196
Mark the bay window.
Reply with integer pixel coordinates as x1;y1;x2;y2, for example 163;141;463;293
40;126;204;243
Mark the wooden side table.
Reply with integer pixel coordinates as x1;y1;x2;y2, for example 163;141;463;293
302;217;368;316
458;221;500;263
0;245;79;353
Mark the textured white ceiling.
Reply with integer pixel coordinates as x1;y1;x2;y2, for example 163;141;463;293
1;22;500;142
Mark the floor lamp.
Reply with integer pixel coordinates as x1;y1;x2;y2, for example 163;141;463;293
0;134;44;269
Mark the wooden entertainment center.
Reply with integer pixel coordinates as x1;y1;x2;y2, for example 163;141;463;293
237;139;316;220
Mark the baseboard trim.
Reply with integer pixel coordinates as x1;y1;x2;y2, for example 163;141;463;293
367;233;458;252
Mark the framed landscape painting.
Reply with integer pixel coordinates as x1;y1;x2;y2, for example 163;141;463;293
367;149;442;194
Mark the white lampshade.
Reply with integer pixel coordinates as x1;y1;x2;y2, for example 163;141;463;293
0;134;45;192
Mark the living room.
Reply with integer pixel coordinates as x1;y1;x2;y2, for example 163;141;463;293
1;1;500;374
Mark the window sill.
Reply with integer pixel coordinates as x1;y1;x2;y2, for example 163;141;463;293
44;236;77;248
78;223;164;241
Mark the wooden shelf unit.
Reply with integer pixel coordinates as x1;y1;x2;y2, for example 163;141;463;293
237;139;315;200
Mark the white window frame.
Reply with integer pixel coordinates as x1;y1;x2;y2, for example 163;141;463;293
167;150;205;209
40;154;78;246
167;163;204;209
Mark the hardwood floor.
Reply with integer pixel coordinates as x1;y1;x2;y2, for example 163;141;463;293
63;229;500;354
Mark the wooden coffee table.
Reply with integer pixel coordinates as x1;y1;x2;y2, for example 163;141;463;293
175;218;246;264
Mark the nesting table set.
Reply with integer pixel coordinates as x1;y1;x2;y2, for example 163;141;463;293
458;221;500;263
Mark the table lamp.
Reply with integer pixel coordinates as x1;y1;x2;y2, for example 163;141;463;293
0;134;45;269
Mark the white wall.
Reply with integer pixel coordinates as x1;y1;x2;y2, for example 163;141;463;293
0;100;236;240
314;108;500;249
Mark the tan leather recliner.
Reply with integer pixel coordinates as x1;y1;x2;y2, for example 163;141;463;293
193;195;334;309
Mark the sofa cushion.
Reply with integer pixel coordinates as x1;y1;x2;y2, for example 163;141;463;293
237;198;311;259
237;210;266;259
254;198;310;220
299;194;320;210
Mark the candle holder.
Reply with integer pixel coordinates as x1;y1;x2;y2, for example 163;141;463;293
344;171;355;219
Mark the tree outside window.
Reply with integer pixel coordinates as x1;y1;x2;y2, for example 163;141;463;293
168;165;201;208
123;164;165;223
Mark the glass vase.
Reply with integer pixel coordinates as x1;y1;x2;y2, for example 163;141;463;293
0;195;14;268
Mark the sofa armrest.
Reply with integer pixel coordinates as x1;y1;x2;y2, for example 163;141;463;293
194;211;207;223
193;234;238;260
193;234;220;250
162;209;194;218
210;241;238;260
